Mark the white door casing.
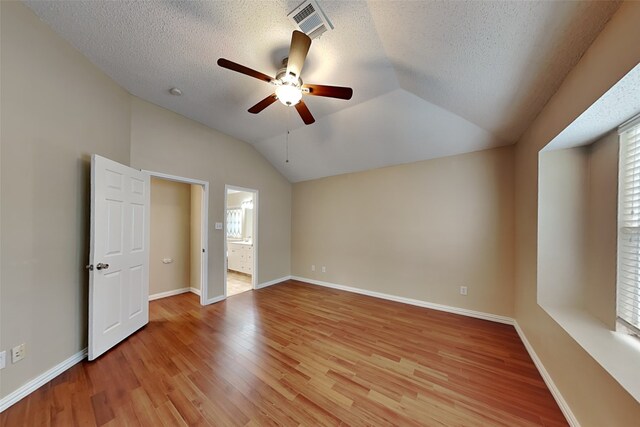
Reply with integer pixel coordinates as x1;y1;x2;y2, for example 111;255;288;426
89;155;150;360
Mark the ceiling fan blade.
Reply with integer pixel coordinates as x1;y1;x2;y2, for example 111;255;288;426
295;100;315;125
285;31;311;79
303;84;353;100
248;94;278;114
217;58;273;83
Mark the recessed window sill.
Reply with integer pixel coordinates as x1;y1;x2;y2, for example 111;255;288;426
541;304;640;403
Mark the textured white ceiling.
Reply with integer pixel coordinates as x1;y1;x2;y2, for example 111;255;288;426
368;0;621;143
255;89;503;182
24;0;620;182
545;63;640;152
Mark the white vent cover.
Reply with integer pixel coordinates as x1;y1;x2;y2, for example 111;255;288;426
288;0;333;40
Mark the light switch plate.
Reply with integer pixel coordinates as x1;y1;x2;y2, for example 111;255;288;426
215;222;223;230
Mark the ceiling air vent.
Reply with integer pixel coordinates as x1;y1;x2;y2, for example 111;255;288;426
288;0;333;40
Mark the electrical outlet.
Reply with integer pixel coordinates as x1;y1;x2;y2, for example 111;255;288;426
0;351;6;369
460;286;468;296
321;266;326;273
311;264;315;272
11;343;26;364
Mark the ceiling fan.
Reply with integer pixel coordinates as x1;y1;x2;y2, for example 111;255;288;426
217;30;353;125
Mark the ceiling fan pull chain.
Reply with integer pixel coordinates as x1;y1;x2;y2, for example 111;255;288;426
286;108;290;163
286;130;290;163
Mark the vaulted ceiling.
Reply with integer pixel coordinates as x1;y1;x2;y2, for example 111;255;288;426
25;1;620;182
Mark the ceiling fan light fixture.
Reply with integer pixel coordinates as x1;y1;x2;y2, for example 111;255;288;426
275;83;302;106
217;30;352;124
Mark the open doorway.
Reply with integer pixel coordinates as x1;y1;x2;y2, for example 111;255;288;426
146;171;209;305
225;185;258;297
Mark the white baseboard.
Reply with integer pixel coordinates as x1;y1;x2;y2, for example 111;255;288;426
0;348;87;413
513;322;579;427
291;275;577;425
256;275;292;289
0;277;577;426
290;276;513;324
205;294;225;305
149;287;200;301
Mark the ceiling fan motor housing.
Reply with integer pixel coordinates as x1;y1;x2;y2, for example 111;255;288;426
276;58;303;84
217;30;351;124
275;58;304;106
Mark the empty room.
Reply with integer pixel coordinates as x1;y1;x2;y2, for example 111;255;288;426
1;1;639;426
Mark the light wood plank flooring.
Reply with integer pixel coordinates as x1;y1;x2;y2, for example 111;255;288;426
227;270;252;296
0;280;567;426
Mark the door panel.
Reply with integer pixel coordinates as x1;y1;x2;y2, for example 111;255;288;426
101;271;122;332
105;201;123;255
131;204;145;251
129;265;144;317
89;155;150;360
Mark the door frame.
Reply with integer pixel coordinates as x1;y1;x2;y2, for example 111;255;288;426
224;184;259;297
143;170;209;306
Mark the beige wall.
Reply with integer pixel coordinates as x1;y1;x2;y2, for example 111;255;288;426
150;178;191;295
130;97;291;299
537;131;618;324
190;185;203;291
538;147;590;308
3;0;640;422
585;132;618;328
514;2;640;425
0;1;291;401
0;1;131;398
292;146;515;317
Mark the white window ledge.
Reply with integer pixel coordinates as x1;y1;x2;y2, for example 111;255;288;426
541;304;640;402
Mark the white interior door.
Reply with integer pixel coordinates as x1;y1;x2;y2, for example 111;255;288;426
88;155;150;360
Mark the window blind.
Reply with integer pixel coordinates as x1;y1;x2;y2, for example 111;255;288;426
618;117;640;336
226;208;242;239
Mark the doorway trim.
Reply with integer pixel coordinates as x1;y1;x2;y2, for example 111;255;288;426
224;184;259;297
143;170;209;306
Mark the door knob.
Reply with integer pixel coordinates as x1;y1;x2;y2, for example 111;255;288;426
96;263;110;270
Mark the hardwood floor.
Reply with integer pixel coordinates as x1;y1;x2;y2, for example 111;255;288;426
227;270;252;296
0;280;567;426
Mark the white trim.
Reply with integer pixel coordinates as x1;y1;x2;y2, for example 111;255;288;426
618;112;640;135
0;278;577;426
144;170;209;307
149;287;200;301
141;170;208;187
0;348;87;413
289;275;577;425
205;294;226;305
148;287;191;301
256;276;292;289
513;322;580;427
200;181;209;306
290;276;513;324
223;185;259;298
